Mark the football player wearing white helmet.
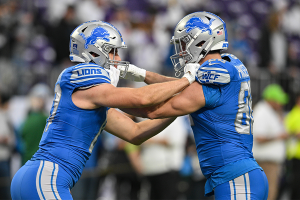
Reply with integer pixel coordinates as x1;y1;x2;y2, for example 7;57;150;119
69;21;130;77
120;12;268;200
10;20;199;200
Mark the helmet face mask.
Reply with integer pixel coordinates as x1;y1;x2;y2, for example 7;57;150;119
170;36;193;77
170;12;228;77
69;20;129;77
106;48;129;77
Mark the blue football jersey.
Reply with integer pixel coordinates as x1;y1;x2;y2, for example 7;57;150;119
32;63;110;187
192;54;261;195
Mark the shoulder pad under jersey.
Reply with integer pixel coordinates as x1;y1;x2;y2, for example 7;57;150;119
221;53;250;80
196;59;231;85
69;63;110;88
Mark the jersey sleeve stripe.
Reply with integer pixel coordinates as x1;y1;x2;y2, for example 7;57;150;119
70;77;110;83
70;74;110;80
74;64;99;69
199;69;229;74
71;75;110;81
200;67;228;72
72;66;102;71
199;80;230;85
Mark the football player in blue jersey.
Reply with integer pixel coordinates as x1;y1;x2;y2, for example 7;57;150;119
119;12;269;200
10;20;199;200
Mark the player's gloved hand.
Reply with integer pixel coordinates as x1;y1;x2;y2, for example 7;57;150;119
182;63;200;84
117;64;146;82
107;66;120;87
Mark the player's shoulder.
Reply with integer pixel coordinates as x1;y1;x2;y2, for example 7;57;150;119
221;53;250;80
196;58;232;85
62;63;109;80
59;63;110;89
70;63;109;77
220;53;240;62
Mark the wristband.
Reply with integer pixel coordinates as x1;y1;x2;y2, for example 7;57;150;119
183;72;194;84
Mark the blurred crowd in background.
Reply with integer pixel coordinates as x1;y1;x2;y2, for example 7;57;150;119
1;0;300;199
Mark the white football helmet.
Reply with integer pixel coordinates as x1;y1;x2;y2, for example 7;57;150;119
170;12;228;76
69;20;129;77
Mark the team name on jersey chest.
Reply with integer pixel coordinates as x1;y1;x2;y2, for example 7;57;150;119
76;68;102;76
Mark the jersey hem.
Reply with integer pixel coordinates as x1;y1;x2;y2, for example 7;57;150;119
204;158;262;196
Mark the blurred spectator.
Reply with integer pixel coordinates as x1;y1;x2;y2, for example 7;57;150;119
282;1;300;36
0;1;19;59
0;59;18;95
50;5;78;64
285;93;300;200
108;111;143;200
287;41;300;78
115;141;142;200
258;10;288;74
231;27;252;66
179;133;214;200
128;11;163;74
124;143;143;176
20;83;50;165
75;0;107;23
0;92;15;199
97;131;142;200
252;84;289;200
139;116;188;200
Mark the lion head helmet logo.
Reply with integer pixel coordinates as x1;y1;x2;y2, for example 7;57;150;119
79;27;110;49
185;16;215;35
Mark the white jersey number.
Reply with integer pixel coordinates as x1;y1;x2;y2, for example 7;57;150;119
89;118;106;153
44;70;66;132
235;81;253;134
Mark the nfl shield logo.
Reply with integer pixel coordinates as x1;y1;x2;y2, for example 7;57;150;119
73;44;79;55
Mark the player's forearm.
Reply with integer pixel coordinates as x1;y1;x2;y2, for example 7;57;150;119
118;64;178;83
136;78;189;107
144;71;178;84
131;117;176;145
120;108;149;118
121;104;161;118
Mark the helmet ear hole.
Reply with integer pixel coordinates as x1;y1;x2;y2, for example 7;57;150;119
109;48;118;54
90;52;100;57
196;41;205;47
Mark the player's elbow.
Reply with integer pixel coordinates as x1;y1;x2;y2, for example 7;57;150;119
131;95;151;108
139;99;151;107
147;112;161;119
130;138;143;145
128;134;144;145
136;92;161;107
125;127;144;145
138;96;155;107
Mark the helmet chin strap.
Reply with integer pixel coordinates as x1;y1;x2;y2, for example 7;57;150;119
82;52;92;63
196;37;216;64
179;58;186;67
174;58;187;77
